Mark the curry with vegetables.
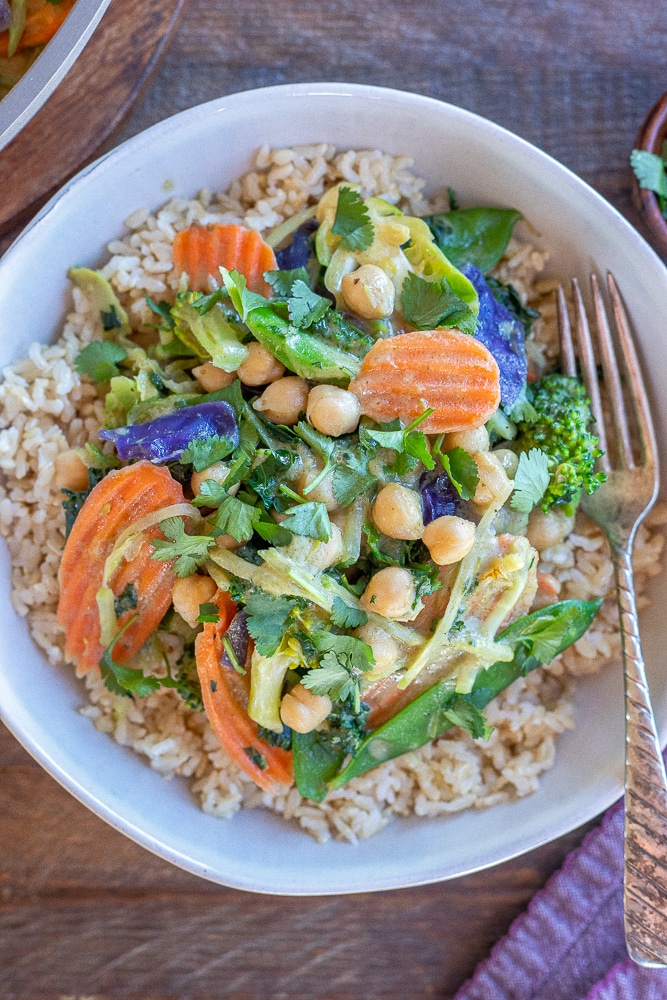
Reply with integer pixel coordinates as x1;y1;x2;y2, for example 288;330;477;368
55;180;605;801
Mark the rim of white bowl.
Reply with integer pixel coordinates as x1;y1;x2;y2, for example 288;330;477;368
1;82;665;894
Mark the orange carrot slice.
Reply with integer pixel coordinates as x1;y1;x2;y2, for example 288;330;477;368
0;0;76;55
173;223;277;296
348;328;501;433
57;461;185;675
195;591;294;792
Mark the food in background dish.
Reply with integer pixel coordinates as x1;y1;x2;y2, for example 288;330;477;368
0;146;664;842
0;0;76;98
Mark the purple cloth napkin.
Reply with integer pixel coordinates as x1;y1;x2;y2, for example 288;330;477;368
454;767;667;1000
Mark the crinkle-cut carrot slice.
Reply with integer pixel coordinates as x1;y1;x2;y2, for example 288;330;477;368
57;461;185;676
0;0;76;55
172;223;277;296
195;590;294;792
348;328;501;433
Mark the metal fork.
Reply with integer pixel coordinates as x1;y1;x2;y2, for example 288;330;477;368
557;274;667;967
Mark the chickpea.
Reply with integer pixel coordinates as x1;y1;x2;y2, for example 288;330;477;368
357;622;399;676
171;574;217;629
237;342;285;386
295;455;339;512
444;426;490;455
215;533;242;551
341;264;395;319
252;376;309;425
191;362;236;393
280;683;332;734
473;452;511;507
422;515;476;566
53;449;89;491
527;508;575;552
493;448;520;478
309;524;344;570
372;483;424;540
190;461;239;498
307;385;360;437
360;566;417;621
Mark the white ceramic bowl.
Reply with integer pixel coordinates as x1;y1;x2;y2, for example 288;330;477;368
1;83;666;895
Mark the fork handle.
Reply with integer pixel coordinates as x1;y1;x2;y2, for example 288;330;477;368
614;543;667;966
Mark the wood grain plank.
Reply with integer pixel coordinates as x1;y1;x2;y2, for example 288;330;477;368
0;756;597;997
0;2;662;998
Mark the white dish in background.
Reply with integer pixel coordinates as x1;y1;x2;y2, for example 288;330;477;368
0;0;112;151
0;82;665;895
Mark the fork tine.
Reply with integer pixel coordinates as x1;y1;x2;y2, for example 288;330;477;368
570;278;611;473
556;284;577;377
590;274;635;470
607;272;658;472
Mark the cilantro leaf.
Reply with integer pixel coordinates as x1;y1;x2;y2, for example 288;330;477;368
293;420;335;462
311;630;374;672
302;653;353;700
331;187;374;252
504;383;539;424
264;267;311;296
510;448;551;513
75;341;128;382
401;272;473;330
281;502;332;542
330;596;368;629
196;602;220;624
435;444;480;500
145;295;176;330
303;631;375;709
219;268;268;321
247;450;296;508
99;614;161;698
442;696;493;740
287;280;331;329
191;478;228;508
362;410;435;472
244;591;302;656
630;149;667;199
254;519;293;545
150;517;216;576
213;494;262;543
181;434;235;472
332;461;377;506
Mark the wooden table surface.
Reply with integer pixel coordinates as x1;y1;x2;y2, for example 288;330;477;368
2;1;666;996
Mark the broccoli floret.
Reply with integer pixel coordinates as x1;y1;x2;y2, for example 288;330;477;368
513;373;606;514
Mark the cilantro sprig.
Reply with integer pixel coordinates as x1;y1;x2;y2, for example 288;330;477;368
264;268;331;329
301;630;375;711
510;448;551;513
401;272;474;331
75;341;128;383
150;517;216;577
331;187;374;252
432;440;480;501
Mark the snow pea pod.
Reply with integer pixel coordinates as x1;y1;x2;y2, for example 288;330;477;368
293;599;601;801
243;306;361;384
